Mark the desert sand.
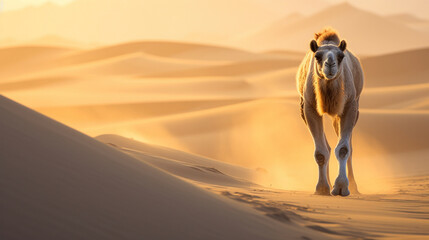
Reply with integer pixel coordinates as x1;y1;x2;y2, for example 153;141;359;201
1;2;429;239
0;95;332;240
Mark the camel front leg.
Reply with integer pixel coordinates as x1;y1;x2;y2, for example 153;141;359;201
333;118;359;194
332;101;358;196
304;104;331;195
347;139;360;194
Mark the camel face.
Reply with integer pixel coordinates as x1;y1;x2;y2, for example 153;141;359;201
314;45;345;80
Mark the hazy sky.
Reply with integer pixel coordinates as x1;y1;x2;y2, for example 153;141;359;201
1;0;428;19
0;0;73;11
325;0;429;19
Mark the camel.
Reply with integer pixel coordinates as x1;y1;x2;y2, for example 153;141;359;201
296;27;364;196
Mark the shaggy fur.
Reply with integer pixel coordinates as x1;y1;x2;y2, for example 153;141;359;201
315;27;340;45
313;74;346;116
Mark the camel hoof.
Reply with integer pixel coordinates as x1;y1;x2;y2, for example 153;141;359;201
315;182;331;196
332;177;350;196
349;181;360;195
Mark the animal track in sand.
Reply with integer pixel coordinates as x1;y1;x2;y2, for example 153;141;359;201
220;190;383;239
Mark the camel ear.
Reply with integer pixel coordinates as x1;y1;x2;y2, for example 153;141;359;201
339;40;347;51
310;40;318;53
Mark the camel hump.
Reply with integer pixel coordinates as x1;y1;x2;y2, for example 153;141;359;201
315;27;341;45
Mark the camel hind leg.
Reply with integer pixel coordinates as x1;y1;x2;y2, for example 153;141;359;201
324;134;332;189
300;97;306;124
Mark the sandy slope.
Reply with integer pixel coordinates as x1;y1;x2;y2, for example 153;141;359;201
0;95;333;240
95;134;429;239
208;182;429;240
96;134;259;187
100;133;429;239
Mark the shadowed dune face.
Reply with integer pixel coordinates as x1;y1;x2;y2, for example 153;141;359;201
1;95;332;240
2;39;429;194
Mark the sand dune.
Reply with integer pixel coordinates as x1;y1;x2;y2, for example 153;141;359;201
0;46;76;79
79;98;429;191
37;99;250;128
65;52;218;77
96;134;259;187
262;49;305;60
89;98;429;158
142;58;300;78
0;76;76;92
57;41;266;65
360;83;429;109
213;182;429;239
0;41;293;105
4;77;260;108
2;95;426;239
0;95;331;240
0;41;276;90
357;109;429;154
361;47;429;87
247;67;298;92
98;134;429;239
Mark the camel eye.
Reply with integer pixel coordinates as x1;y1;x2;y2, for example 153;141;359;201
337;53;344;63
315;53;323;62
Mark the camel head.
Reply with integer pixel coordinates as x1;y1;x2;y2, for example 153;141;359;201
310;40;347;80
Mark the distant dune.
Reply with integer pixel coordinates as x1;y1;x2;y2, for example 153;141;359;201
37;99;250;128
0;46;76;79
142;58;300;78
57;41;265;65
361;47;429;87
242;3;429;55
386;13;429;34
